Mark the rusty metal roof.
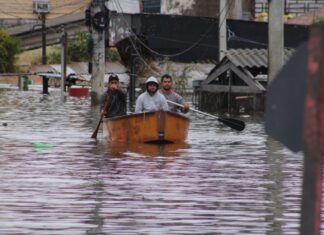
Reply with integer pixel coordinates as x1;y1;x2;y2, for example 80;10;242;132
223;48;296;68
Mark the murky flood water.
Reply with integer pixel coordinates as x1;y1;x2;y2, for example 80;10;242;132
0;88;304;234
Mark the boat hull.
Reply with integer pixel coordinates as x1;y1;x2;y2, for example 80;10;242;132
103;111;189;144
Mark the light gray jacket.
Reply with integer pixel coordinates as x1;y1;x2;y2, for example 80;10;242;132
135;91;169;113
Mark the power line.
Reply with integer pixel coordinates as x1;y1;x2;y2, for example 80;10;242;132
112;0;234;58
0;0;90;20
112;0;160;76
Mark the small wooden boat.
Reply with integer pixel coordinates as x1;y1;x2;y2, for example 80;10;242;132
103;111;189;144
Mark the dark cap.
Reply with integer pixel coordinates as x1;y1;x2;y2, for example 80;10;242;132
109;74;119;82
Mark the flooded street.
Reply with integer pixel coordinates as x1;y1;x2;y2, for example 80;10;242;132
0;88;303;234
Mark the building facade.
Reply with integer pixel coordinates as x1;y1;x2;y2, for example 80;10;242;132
255;0;324;16
141;0;324;19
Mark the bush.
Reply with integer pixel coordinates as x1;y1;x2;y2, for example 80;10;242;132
35;32;121;64
0;27;21;72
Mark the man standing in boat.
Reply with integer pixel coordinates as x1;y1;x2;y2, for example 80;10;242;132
135;76;169;113
160;74;189;113
100;74;127;118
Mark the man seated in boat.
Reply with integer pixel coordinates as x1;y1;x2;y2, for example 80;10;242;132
100;74;126;118
135;76;169;113
159;74;190;113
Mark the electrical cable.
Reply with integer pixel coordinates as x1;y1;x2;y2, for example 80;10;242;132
112;0;235;58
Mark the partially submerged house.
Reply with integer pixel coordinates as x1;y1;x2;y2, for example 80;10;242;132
195;48;296;113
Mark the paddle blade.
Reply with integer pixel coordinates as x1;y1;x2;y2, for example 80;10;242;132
217;117;245;131
91;116;103;139
91;126;100;139
91;128;99;139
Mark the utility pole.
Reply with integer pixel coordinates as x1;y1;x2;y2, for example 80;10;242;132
90;0;109;106
219;0;228;61
33;0;50;65
41;14;48;94
41;13;47;65
33;0;50;94
268;0;284;84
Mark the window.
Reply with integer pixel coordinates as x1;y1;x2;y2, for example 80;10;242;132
143;0;161;13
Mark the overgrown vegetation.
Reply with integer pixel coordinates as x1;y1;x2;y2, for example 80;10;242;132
318;18;324;25
31;31;121;64
0;27;21;72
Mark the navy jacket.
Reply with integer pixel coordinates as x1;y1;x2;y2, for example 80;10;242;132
100;89;126;118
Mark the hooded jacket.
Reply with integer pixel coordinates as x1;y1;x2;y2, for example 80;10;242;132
135;76;168;113
145;76;159;88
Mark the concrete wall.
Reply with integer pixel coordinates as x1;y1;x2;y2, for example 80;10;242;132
255;0;324;16
161;0;255;19
183;0;219;17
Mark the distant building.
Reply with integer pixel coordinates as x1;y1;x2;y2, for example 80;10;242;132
0;0;92;27
106;0;141;14
142;0;324;20
143;0;254;19
255;0;324;17
143;0;161;13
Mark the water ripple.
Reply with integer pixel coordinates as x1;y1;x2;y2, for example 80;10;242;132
0;88;304;234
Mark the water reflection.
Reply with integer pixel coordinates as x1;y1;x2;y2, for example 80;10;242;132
105;142;190;157
0;88;304;234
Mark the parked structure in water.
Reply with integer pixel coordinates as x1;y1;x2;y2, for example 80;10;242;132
194;48;296;113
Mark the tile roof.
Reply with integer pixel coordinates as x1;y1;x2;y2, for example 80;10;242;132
29;62;129;83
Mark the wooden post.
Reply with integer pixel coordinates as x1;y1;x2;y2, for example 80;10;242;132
19;75;29;91
41;13;49;94
42;76;48;94
129;53;137;110
300;24;324;235
227;70;232;113
60;26;67;101
41;13;47;65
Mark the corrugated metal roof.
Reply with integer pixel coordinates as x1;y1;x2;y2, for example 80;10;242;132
223;48;296;68
29;62;130;84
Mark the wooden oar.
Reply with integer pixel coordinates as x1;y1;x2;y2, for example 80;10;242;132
167;100;245;131
91;91;114;139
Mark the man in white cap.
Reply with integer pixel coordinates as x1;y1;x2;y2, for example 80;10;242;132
135;76;168;113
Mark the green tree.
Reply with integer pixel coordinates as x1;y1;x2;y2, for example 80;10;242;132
42;31;121;64
0;27;21;72
67;31;90;62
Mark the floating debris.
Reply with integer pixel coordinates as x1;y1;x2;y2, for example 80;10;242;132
33;142;53;150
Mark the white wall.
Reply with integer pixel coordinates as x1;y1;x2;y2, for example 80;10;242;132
160;0;195;15
106;0;141;14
